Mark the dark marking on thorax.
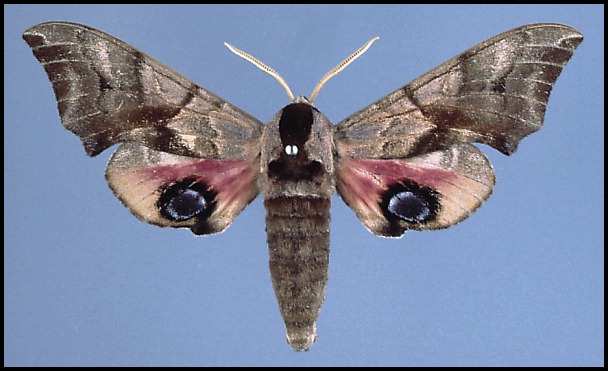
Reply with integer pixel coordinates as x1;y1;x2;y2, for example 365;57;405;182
278;102;314;149
269;103;323;181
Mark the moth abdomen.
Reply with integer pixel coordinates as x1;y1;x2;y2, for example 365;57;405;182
265;196;330;351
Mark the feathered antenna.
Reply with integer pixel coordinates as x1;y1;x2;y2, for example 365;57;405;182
309;37;379;103
225;36;379;103
224;42;295;102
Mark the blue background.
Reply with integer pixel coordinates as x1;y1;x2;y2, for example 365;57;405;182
5;4;603;366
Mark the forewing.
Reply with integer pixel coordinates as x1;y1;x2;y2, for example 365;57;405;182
23;22;263;159
334;23;583;159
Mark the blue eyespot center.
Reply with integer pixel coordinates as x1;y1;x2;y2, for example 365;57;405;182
158;178;215;222
164;188;208;221
382;181;440;225
388;191;431;223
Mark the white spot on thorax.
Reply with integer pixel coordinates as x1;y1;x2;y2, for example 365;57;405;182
285;144;298;156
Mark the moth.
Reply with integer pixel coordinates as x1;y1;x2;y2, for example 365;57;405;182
23;22;582;351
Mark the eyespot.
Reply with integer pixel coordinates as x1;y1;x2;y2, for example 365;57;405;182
382;182;439;224
158;179;216;221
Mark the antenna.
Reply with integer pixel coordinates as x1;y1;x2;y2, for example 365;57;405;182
309;37;379;103
225;36;379;104
224;42;295;102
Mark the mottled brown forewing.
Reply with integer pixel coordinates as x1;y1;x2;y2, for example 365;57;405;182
334;24;583;159
22;22;262;159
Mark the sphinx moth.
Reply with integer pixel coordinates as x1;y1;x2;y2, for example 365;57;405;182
23;22;582;350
